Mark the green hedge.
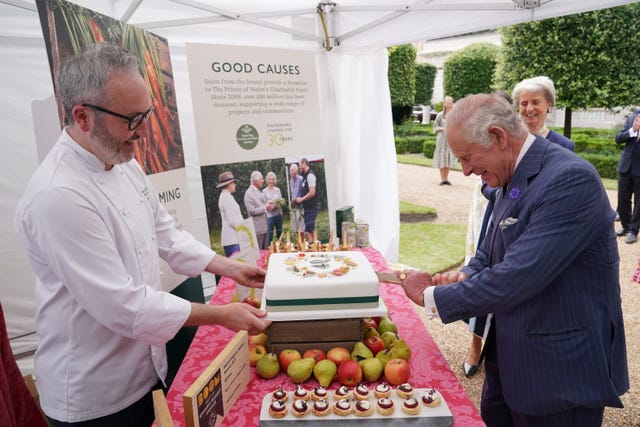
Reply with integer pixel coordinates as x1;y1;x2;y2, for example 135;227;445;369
395;133;436;154
394;125;621;179
579;153;618;179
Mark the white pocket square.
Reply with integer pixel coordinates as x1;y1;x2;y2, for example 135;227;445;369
499;217;519;230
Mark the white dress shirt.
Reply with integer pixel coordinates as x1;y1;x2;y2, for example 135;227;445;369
14;130;214;422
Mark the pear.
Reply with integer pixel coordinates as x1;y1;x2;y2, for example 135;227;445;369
256;353;280;379
377;316;398;335
389;339;412;360
287;357;315;383
350;341;374;361
380;331;399;348
375;348;393;368
363;327;380;339
313;359;338;387
359;357;384;382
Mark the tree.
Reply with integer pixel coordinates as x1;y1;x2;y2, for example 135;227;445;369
388;44;417;124
495;4;640;137
443;42;499;101
415;63;437;105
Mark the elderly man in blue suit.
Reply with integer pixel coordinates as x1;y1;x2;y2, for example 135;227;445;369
400;93;628;427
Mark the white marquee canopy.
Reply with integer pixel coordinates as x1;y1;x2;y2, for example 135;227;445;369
1;0;635;368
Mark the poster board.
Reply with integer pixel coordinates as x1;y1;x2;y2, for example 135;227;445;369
182;331;249;427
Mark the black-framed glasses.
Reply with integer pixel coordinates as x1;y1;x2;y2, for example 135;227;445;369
82;103;154;131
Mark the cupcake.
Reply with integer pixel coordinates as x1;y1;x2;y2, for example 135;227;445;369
401;397;420;415
293;385;310;401
291;399;310;417
311;399;331;416
333;399;353;416
271;386;288;402
311;386;329;401
354;383;370;400
374;382;391;398
421;387;442;407
333;385;352;401
396;382;414;399
354;400;374;417
376;397;395;416
268;400;287;418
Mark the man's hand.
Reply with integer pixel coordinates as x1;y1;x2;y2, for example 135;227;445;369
206;255;266;288
398;269;434;306
187;302;271;334
433;270;466;285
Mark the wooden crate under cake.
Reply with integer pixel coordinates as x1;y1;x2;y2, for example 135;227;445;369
266;318;363;354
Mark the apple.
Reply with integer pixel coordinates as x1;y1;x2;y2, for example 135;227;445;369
278;349;302;371
242;295;261;309
384;358;411;386
337;359;362;386
249;344;267;366
363;327;380;339
248;332;268;348
364;336;385;355
362;317;378;330
326;347;351;367
302;348;326;363
372;316;382;325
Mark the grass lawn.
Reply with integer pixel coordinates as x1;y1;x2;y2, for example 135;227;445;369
399;222;466;273
398;199;466;273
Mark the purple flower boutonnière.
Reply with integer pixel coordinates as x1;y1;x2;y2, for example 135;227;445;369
509;188;521;200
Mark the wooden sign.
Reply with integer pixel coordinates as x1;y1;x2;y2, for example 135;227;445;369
183;331;249;427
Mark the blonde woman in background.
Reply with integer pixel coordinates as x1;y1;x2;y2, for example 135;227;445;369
432;96;457;185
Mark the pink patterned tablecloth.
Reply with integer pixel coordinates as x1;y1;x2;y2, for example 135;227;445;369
162;248;484;426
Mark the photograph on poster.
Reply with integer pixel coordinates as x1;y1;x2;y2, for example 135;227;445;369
36;0;185;175
201;156;328;255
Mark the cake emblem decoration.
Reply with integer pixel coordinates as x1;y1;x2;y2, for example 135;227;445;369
284;253;358;279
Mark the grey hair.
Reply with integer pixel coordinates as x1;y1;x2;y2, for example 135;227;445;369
56;43;141;125
265;171;277;182
289;163;298;172
511;76;556;109
250;170;263;183
446;93;527;148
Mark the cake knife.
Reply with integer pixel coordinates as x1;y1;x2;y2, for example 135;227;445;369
375;271;406;284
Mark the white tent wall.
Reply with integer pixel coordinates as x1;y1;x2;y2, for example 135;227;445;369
1;0;636;374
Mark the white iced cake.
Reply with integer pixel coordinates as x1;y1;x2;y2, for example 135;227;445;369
264;251;379;312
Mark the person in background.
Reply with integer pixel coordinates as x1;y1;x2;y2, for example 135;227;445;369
462;83;576;377
295;157;318;243
0;302;49;427
614;112;640;244
432;96;457;185
217;171;244;257
262;171;283;244
512;75;574;150
399;93;628;427
13;43;270;427
244;170;273;250
288;163;305;242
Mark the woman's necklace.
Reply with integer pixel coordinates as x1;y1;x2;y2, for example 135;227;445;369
536;125;549;137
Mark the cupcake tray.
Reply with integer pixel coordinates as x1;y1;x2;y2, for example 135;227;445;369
259;388;453;426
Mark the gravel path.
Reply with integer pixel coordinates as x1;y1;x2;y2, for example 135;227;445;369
397;163;640;426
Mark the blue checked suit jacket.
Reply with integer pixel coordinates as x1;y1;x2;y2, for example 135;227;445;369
435;137;629;415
